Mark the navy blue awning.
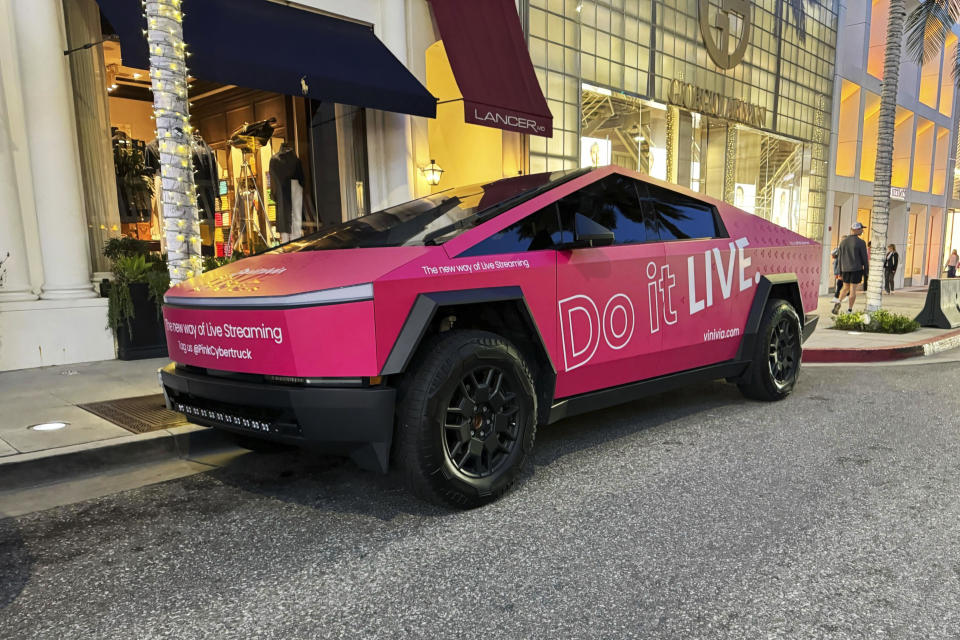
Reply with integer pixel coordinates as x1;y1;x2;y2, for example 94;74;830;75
96;0;436;119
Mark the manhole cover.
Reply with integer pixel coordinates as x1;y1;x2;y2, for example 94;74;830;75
79;394;187;434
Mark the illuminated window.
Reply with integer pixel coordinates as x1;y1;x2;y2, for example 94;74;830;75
941;34;957;117
891;107;914;188
932;126;950;195
912;118;935;192
867;0;889;79
835;80;861;177
860;91;881;181
919;48;942;108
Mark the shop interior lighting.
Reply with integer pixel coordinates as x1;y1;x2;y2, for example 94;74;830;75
421;159;445;186
28;421;69;432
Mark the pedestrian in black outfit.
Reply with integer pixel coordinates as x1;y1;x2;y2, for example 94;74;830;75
832;222;869;314
884;244;899;294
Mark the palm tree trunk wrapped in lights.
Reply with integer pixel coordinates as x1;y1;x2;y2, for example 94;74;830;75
864;0;905;312
144;0;202;285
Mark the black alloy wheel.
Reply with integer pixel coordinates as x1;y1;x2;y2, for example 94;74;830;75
738;298;802;401
395;330;537;509
768;315;799;389
443;365;521;478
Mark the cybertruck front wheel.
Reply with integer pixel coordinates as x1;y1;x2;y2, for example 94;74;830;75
738;298;802;401
395;330;537;509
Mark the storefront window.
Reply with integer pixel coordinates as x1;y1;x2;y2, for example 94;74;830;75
944;211;960;261
579;83;807;234
926;207;944;278
905;207;928;284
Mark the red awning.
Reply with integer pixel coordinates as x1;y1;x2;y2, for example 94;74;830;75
429;0;553;138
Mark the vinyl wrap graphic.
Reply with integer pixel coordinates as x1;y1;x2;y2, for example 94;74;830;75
164;301;378;377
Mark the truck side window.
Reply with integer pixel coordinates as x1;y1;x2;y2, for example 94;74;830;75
642;182;725;240
459;203;564;256
555;174;650;245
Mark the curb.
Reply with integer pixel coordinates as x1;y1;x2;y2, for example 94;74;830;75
804;327;960;363
0;425;234;494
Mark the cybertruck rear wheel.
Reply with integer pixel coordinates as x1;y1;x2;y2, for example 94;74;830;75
395;330;537;509
738;298;802;401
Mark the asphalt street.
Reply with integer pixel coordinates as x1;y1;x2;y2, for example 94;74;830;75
2;363;959;639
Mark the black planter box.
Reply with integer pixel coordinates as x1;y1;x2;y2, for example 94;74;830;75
116;282;168;360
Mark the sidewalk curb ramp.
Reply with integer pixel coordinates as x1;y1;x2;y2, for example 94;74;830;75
804;327;960;363
0;425;234;495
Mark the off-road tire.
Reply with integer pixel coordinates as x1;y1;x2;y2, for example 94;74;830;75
395;330;537;509
738;298;802;401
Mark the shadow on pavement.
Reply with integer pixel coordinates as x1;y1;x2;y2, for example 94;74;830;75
532;378;746;468
0;518;32;611
206;448;447;520
207;378;749;515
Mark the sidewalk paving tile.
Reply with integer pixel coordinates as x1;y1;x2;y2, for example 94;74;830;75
0;404;130;454
0;438;16;458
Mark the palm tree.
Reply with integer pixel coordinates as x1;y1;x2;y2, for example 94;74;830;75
863;0;960;311
144;0;202;285
905;0;960;82
864;0;906;312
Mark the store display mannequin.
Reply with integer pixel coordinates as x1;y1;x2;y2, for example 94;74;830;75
144;133;219;221
269;143;304;243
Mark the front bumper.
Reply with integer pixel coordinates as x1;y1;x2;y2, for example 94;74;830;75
159;363;396;472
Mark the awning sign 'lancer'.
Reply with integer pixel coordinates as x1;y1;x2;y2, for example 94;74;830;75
429;0;553;137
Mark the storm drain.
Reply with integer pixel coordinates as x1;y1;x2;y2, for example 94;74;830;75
79;394;187;434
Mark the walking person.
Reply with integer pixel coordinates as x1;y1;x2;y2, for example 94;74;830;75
884;244;899;294
832;222;869;315
947;249;959;278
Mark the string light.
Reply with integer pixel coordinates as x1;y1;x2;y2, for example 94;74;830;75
145;0;200;284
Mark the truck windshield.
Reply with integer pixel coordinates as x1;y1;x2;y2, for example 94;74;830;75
272;169;585;252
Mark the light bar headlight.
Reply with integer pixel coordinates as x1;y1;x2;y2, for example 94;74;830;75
164;283;373;308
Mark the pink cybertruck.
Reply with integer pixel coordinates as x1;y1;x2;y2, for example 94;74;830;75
160;166;820;508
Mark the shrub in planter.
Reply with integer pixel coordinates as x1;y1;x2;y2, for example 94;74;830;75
831;309;919;334
106;246;171;360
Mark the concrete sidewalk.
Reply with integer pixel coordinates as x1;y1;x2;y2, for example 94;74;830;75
0;357;232;503
0;357;171;459
803;284;960;361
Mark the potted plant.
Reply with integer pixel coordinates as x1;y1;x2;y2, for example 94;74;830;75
104;238;170;360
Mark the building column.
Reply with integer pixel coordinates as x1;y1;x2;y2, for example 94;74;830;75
0;3;36;302
11;0;96;299
0;115;35;302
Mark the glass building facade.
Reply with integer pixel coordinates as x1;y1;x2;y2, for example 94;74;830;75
526;0;839;240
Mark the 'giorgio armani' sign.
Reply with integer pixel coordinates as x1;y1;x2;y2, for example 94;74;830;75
667;79;767;129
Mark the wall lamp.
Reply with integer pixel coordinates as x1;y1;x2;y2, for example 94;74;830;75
421;159;444;186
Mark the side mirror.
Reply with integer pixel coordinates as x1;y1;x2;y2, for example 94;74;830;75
560;213;614;249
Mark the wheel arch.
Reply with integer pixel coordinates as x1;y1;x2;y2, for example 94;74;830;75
381;287;556;423
734;274;802;366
